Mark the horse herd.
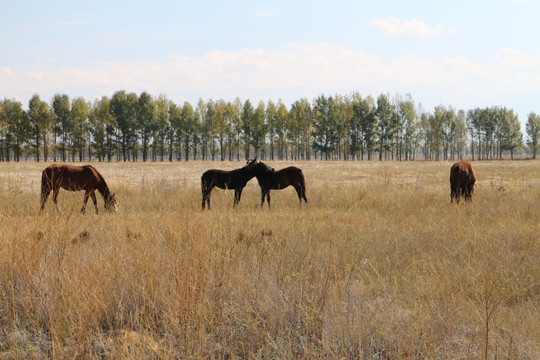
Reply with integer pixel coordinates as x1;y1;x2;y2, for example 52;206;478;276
38;159;475;214
200;158;307;210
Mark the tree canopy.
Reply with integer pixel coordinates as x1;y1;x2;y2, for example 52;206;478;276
0;91;534;162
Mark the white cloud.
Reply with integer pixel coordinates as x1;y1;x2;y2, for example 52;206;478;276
1;44;539;117
492;48;540;68
0;67;17;79
250;9;279;18
371;17;448;37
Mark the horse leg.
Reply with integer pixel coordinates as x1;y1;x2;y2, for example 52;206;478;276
233;188;243;209
260;188;266;208
465;185;472;202
467;183;474;202
202;185;212;210
53;186;62;214
266;191;271;208
81;191;90;214
203;188;213;210
301;186;307;203
91;191;99;214
294;185;304;204
40;186;51;212
261;188;270;208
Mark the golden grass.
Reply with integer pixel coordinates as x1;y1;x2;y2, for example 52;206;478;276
0;160;538;359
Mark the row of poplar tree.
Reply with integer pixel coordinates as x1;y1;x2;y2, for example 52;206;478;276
1;91;540;162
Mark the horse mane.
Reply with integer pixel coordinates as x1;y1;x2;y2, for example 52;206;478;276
230;163;252;174
229;159;258;174
256;161;274;173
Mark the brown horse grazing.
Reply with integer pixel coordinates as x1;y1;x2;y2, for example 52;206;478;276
254;161;307;208
201;158;264;210
450;161;476;204
40;164;118;214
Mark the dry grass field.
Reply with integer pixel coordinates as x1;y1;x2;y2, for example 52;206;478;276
0;160;538;359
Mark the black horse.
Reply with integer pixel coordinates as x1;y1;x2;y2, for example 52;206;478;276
254;161;308;208
201;159;267;210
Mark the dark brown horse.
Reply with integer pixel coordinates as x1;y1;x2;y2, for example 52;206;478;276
450;161;476;204
40;164;118;214
201;159;264;210
254;161;307;208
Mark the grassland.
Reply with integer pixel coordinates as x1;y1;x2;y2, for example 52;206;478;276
0;160;538;359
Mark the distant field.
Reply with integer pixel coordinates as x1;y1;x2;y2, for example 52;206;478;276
0;160;538;359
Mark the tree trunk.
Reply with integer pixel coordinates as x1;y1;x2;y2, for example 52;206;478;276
36;138;40;162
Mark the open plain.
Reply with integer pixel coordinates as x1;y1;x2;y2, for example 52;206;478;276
0;160;538;359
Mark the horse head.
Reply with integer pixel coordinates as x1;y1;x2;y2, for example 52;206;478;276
254;160;275;174
105;192;119;213
246;158;258;167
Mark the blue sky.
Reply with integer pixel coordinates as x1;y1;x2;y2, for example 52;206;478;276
2;0;540;123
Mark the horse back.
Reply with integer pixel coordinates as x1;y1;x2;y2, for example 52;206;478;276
201;169;248;190
263;166;305;189
42;164;101;191
450;161;475;187
283;166;304;182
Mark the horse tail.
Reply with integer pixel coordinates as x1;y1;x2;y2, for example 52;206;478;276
41;169;46;199
41;167;53;204
450;163;458;187
298;169;307;202
299;169;306;190
201;172;211;198
201;172;214;210
201;175;205;195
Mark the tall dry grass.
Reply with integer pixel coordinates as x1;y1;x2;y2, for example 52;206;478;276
0;160;538;359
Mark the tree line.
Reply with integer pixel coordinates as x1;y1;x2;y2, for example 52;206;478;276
1;91;540;162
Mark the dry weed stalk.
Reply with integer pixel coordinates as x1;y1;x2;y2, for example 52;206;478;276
0;160;537;358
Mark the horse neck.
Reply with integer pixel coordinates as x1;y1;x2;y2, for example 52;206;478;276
242;166;257;180
254;164;273;178
97;179;111;199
